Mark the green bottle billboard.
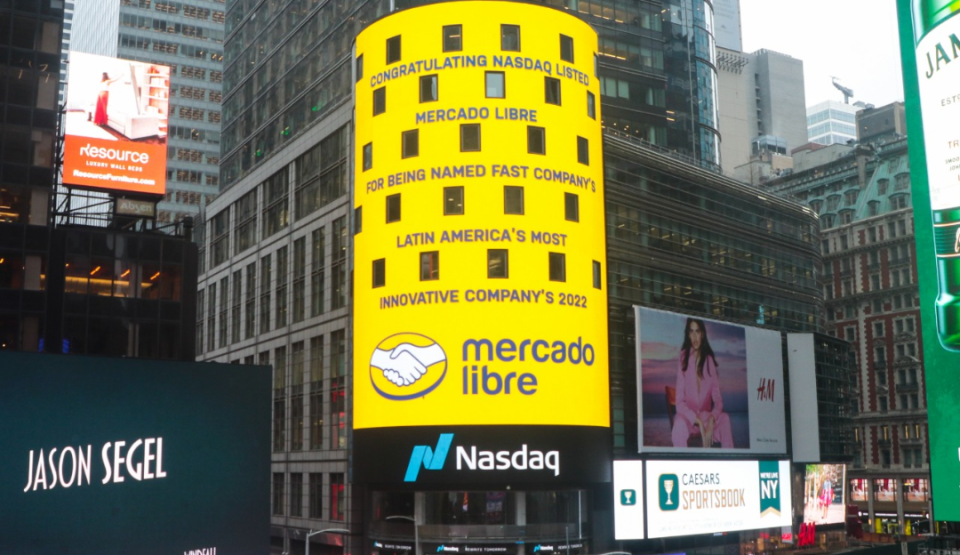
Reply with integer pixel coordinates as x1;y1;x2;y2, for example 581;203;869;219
897;0;960;521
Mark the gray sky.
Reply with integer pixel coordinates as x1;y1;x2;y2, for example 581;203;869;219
739;0;905;109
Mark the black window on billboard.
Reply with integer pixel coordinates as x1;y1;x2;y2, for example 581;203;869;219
443;25;462;52
386;35;401;64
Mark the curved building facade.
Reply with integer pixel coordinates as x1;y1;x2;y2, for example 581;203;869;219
353;2;609;553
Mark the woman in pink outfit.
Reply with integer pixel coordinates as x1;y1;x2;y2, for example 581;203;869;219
671;318;734;448
94;72;120;126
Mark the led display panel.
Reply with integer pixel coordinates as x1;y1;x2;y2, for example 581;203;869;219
63;52;169;195
802;464;845;525
0;352;270;554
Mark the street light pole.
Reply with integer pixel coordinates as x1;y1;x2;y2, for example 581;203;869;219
305;527;350;555
385;515;419;555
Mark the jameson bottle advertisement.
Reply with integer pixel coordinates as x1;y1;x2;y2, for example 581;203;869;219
898;0;960;521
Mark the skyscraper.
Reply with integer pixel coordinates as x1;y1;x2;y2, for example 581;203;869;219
63;0;225;225
807;100;860;146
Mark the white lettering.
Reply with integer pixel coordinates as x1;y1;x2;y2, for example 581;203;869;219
79;143;150;164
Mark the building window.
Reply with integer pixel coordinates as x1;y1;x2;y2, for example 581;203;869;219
488;249;509;278
552;31;573;62
309;473;322;518
272;473;284;515
289;473;303;517
593;260;602;289
444;186;464;215
402;129;419;158
386;194;401;223
373;87;386;115
461;124;481;152
443;25;462;52
565;193;579;222
421;251;440;281
587;91;596;119
504;186;524;215
293;238;306;323
356;54;364;82
354;206;363;235
311;229;325;317
275;247;288;328
501;24;520;51
549;252;566;282
486;71;505;98
363;142;372;171
245;263;256;339
420;74;438;102
545;77;561;105
372;258;386;288
332;218;348;309
260;254;271;333
231;270;242;343
577;136;589;165
386;35;401;64
330;473;345;521
528;126;545;154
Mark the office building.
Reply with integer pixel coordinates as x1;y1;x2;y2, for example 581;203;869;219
198;3;858;554
766;131;931;535
717;47;807;176
62;0;225;225
0;1;197;359
858;102;907;145
807;100;860;146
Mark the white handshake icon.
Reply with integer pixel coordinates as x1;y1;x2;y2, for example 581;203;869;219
370;343;447;386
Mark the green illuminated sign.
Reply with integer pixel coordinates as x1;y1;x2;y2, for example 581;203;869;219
897;0;960;521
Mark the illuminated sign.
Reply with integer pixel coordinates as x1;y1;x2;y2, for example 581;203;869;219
613;461;646;540
352;2;609;483
635;307;787;454
63;52;169;195
802;464;845;525
0;351;270;554
797;523;816;548
896;0;960;520
645;460;793;539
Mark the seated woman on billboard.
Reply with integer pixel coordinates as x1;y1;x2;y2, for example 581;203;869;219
671;318;734;448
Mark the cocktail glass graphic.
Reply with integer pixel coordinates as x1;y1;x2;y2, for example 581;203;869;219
624;491;633;503
664;479;675;505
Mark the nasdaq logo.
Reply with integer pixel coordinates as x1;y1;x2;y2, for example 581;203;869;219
404;433;454;482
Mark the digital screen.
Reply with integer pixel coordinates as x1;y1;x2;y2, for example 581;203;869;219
802;464;845;524
635;307;787;454
63;52;169;195
645;460;793;539
0;352;270;554
351;2;610;484
613;460;645;539
897;0;960;520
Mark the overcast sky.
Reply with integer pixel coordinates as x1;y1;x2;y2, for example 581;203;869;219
739;0;905;109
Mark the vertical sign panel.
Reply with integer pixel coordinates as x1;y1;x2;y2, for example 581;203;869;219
613;461;645;539
896;0;960;520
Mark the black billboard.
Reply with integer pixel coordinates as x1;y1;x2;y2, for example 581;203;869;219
354;425;611;487
0;352;271;554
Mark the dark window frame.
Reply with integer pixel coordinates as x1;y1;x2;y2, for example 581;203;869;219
528;126;545;155
420;251;440;281
501;24;520;51
386;35;401;64
565;192;579;222
545;77;561;106
372;258;386;288
577;136;589;165
485;71;505;99
549;252;566;282
488;249;509;279
460;124;481;152
420;74;438;103
373;86;386;116
444;186;464;215
504;186;524;215
362;142;372;171
386;193;401;223
402;129;419;159
443;24;462;52
560;34;574;63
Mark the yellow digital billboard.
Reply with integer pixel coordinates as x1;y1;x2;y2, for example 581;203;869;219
353;2;608;443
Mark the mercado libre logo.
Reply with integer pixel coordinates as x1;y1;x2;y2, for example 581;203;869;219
370;333;448;400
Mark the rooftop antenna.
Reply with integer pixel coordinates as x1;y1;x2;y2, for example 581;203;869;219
831;76;854;104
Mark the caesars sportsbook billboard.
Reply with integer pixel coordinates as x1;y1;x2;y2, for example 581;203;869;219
352;2;610;485
0;352;270;554
635;307;786;455
63;52;169;195
897;0;960;520
645;460;792;538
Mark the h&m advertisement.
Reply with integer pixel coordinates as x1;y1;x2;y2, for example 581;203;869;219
0;352;270;554
645;460;792;539
896;0;960;520
634;307;786;454
63;52;169;195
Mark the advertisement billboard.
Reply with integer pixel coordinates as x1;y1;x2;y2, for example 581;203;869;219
613;461;646;540
645;460;792;539
352;2;609;484
63;52;169;195
635;307;786;454
0;352;270;554
802;464;845;525
896;0;960;520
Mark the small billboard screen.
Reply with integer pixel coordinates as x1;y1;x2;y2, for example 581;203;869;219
802;464;845;525
63;52;169;195
645;459;792;538
0;352;270;554
634;307;787;454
